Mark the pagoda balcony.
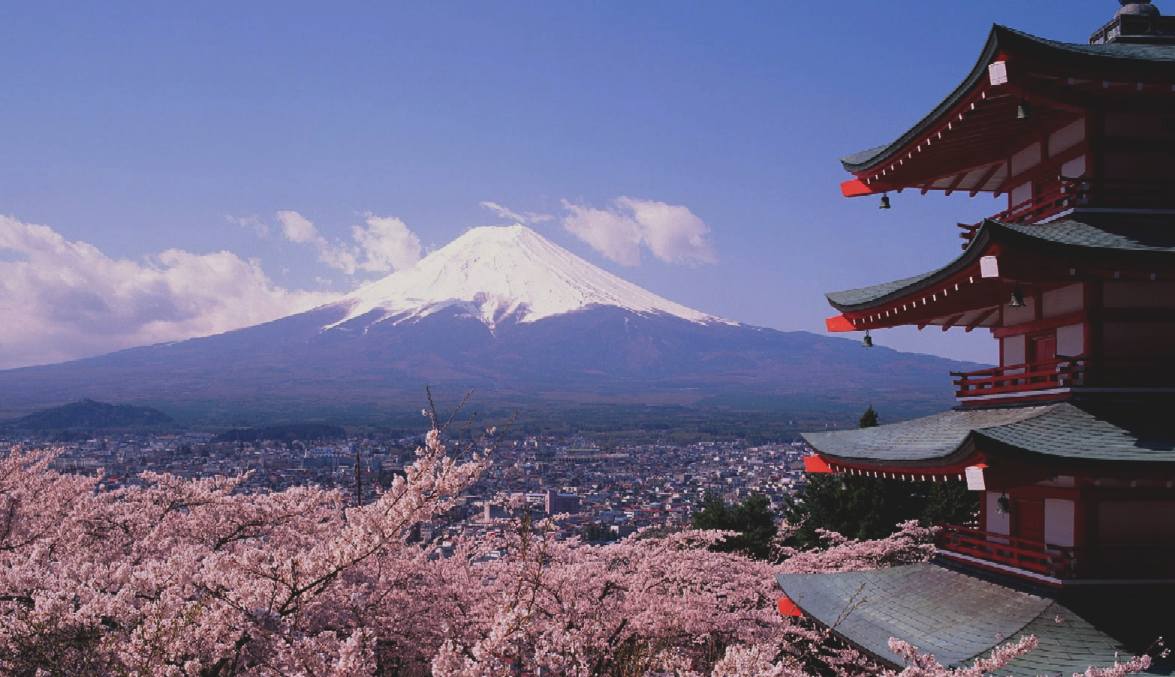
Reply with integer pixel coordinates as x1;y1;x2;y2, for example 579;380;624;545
958;177;1175;248
1089;11;1175;45
951;356;1175;405
952;356;1086;404
937;524;1175;583
937;524;1073;581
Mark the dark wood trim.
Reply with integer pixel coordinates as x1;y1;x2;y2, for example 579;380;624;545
1101;307;1175;322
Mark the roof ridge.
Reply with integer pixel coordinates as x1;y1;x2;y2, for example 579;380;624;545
840;24;1175;172
970;403;1057;429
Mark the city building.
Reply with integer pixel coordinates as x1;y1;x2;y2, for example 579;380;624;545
545;489;581;515
778;3;1175;673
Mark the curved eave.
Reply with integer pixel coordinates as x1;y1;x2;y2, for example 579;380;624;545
825;225;996;315
995;215;1175;264
799;406;1047;471
840;25;1003;175
805;450;982;476
776;564;1152;675
840;25;1175;176
798;404;1057;467
803;402;1175;471
825;215;1175;325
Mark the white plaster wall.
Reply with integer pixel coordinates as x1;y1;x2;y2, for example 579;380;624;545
1009;181;1033;207
1061;154;1087;179
1042;284;1083;317
1049;118;1086;156
986;493;1010;535
1011;141;1043;176
1056;323;1084;357
1044;498;1075;547
1003;334;1026;367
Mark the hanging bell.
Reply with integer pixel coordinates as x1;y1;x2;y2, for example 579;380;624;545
1016;100;1031;120
1009;288;1026;308
862;331;874;348
879;194;891;210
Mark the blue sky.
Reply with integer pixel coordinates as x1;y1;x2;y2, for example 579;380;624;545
0;2;1124;366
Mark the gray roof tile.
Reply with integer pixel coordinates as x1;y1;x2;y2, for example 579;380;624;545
803;402;1175;465
826;215;1175;310
776;563;1158;675
801;406;1050;462
842;26;1175;172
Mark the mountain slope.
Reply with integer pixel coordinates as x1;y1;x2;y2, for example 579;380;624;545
0;226;985;425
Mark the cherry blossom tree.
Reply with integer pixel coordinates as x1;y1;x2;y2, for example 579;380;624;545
0;425;1155;676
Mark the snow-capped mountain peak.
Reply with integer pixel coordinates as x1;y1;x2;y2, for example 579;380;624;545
330;224;726;329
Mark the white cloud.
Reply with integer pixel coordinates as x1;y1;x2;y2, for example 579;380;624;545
479;201;554;226
561;197;716;266
276;210;320;244
353;215;422;273
275;210;421;275
0;215;335;369
561;200;644;266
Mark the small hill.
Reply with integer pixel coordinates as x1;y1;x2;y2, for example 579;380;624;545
214;423;347;443
6;399;173;431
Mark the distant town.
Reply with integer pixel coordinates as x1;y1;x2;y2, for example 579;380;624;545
2;427;810;546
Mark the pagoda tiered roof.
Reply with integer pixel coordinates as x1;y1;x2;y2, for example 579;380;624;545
776;563;1158;675
803;401;1175;471
825;212;1175;332
783;3;1175;665
839;25;1175;198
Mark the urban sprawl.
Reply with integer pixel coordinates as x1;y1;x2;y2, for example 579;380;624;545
5;430;810;546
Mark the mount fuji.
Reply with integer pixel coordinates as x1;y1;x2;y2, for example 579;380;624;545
333;224;723;330
0;225;982;426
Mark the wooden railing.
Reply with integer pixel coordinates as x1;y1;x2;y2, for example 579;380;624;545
996;180;1080;223
957;181;1077;247
936;524;1073;578
952;356;1085;400
1089;13;1175;45
958;176;1175;248
938;525;1175;580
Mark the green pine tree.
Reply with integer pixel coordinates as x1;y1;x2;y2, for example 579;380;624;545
858;404;879;428
691;493;777;560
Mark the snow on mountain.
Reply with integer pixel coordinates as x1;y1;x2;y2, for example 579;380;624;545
329;224;728;330
0;223;983;423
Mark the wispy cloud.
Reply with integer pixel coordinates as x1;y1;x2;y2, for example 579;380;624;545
561;197;716;266
0;215;334;369
275;210;422;275
479;201;554;226
226;214;269;238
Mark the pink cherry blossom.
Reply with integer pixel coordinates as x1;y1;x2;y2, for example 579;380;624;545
0;432;1155;675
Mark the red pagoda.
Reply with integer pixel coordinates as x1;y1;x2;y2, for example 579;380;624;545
778;2;1175;673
